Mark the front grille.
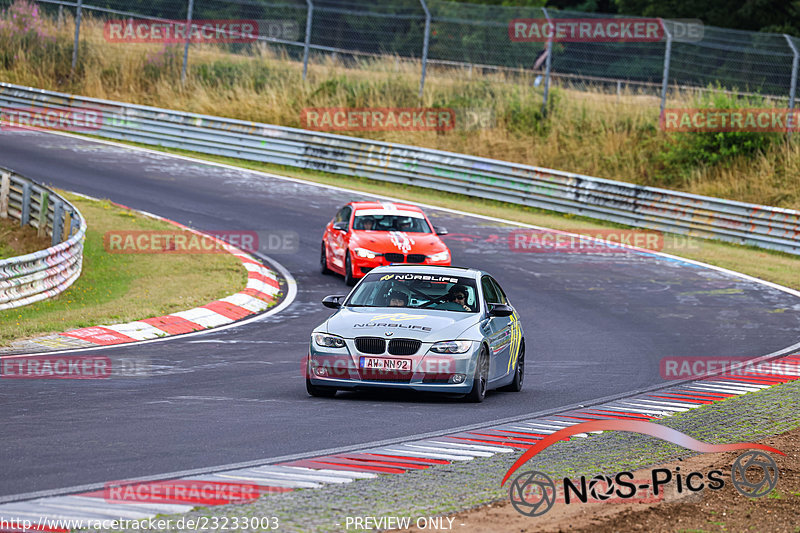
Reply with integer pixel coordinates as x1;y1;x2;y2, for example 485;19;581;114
422;374;452;383
406;254;426;263
384;253;404;263
388;338;421;356
359;369;413;382
355;337;386;354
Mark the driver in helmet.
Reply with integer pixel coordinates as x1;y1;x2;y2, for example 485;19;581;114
361;216;375;231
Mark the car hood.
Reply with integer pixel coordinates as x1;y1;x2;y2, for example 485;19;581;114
323;307;478;342
351;232;446;255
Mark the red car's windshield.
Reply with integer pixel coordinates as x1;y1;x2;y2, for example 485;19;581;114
353;214;432;233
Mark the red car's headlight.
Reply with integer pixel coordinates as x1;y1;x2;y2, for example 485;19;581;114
354;247;381;259
427;250;450;262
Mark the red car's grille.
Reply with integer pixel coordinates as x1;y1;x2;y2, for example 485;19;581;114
406;254;426;263
384;253;404;263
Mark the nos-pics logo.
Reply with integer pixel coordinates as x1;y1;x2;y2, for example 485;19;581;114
502;420;782;517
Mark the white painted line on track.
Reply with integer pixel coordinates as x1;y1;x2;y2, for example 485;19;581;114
399;444;495;458
423;441;514;453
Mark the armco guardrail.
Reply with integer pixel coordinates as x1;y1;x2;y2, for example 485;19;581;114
0;82;798;256
0;167;85;310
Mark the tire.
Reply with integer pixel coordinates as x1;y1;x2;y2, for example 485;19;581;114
320;242;331;274
500;341;524;392
465;346;489;403
306;377;337;398
344;252;356;286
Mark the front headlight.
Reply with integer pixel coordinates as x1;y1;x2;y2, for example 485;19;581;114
313;333;346;348
427;250;450;262
430;340;472;354
354;247;380;259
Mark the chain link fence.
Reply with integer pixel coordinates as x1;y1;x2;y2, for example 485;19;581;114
3;0;800;112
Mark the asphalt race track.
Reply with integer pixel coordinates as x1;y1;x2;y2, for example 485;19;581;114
2;130;799;498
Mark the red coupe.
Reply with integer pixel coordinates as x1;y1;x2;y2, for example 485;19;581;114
320;201;451;284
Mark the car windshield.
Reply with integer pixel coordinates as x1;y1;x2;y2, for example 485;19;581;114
353;214;431;233
347;272;478;313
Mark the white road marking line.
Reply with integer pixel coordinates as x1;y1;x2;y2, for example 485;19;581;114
374;448;475;461
424;440;514;453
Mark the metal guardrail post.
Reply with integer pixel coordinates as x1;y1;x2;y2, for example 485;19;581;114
541;7;552;115
302;0;314;81
52;200;64;247
71;0;83;72
181;0;195;85
659;19;673;118
21;182;31;227
418;0;431;99
784;34;798;139
0;171;9;218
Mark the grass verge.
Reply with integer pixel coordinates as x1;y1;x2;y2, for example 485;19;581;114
0;193;246;346
97;138;800;293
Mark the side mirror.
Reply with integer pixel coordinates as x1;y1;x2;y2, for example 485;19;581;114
488;303;514;317
435;226;449;236
322;295;345;309
332;221;348;232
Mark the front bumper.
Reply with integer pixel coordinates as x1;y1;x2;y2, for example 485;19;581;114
307;339;478;393
351;254;451;278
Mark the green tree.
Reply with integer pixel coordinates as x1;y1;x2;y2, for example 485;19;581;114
614;0;800;35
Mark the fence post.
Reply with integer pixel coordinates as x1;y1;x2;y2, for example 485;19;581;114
541;7;552;115
63;210;72;241
181;0;195;85
659;19;673;118
37;190;49;238
784;34;798;138
302;0;314;80
71;0;83;72
418;0;431;99
0;172;9;218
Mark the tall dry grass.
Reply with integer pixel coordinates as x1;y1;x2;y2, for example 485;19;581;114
1;5;798;210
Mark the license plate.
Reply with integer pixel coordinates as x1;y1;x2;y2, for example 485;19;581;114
359;357;411;371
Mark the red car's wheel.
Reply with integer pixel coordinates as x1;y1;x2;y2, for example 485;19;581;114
344;252;356;286
320;242;331;274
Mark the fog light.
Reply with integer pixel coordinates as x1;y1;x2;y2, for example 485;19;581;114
449;374;466;384
314;366;328;377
